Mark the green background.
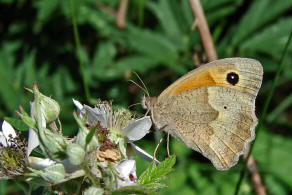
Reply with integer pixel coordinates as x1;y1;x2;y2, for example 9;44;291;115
0;0;291;194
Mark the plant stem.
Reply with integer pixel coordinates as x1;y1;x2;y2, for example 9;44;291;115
189;0;217;62
69;0;91;101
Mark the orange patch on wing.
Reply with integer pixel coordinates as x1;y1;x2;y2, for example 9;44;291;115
160;64;236;97
172;71;217;95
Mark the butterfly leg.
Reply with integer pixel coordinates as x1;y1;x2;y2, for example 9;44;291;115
153;137;163;162
167;132;170;157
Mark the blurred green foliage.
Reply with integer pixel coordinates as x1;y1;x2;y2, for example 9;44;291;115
0;0;291;194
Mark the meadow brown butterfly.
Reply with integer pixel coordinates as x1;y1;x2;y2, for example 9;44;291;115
143;58;263;170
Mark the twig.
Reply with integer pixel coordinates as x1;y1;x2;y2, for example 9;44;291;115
115;0;128;29
247;156;266;195
242;147;266;195
189;0;217;62
192;51;201;67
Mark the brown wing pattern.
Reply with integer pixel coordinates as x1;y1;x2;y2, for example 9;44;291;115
151;58;263;170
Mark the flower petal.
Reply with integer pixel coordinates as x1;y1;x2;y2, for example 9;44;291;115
130;143;160;165
0;131;8;147
116;160;137;188
27;102;40;157
72;99;83;111
122;116;152;142
83;105;107;128
2;120;16;140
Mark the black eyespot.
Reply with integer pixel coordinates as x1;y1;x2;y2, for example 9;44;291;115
224;106;227;109
226;72;239;85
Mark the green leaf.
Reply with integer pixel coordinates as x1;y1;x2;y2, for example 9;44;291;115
253;129;292;189
138;161;157;185
146;0;184;50
34;0;59;24
233;0;292;45
240;18;292;57
4;117;28;131
127;27;179;66
0;41;21;111
85;126;97;146
138;154;176;185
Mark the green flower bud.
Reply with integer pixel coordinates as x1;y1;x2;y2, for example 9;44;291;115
66;143;85;166
38;127;68;161
37;163;66;184
33;83;60;123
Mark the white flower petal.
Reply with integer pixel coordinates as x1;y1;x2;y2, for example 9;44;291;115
83;105;107;128
0;132;8;147
116;160;137;188
72;99;83;111
130;143;160;165
27;128;39;157
2;120;16;141
122;116;152;142
27;102;39;157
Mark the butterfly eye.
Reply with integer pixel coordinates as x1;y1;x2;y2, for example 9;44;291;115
226;72;239;85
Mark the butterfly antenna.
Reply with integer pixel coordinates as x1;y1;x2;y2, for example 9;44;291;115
128;79;149;97
133;71;150;97
128;102;142;109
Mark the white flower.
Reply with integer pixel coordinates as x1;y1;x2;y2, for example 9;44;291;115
115;160;137;188
72;99;151;141
72;99;160;164
0;121;17;147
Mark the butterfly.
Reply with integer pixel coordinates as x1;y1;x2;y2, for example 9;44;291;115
143;58;263;170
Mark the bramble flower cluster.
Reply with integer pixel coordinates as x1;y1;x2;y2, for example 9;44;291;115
0;83;175;194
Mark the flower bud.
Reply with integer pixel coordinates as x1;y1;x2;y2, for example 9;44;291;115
38;127;68;161
66;143;85;166
33;83;60;123
36;163;66;184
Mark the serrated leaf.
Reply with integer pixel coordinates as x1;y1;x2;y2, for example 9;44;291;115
138;161;157;185
138;154;176;185
150;154;176;182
